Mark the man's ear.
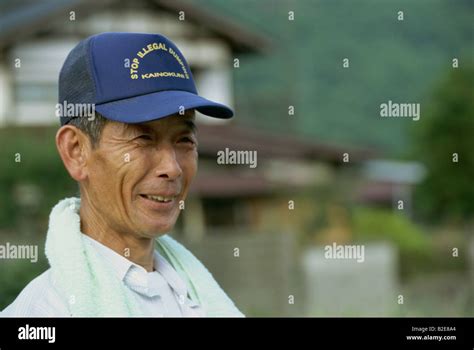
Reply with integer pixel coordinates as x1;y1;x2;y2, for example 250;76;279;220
55;125;92;182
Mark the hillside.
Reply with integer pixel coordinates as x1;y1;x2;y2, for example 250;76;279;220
192;0;473;156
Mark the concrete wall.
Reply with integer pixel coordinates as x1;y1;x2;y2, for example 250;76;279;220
302;242;398;316
181;231;301;316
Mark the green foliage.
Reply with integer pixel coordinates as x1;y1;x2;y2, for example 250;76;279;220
353;207;431;254
0;127;77;229
352;207;466;277
0;127;75;307
413;67;474;222
353;207;431;278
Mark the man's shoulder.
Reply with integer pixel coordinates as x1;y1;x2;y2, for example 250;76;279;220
1;269;70;317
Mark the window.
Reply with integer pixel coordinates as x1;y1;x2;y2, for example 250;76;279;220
202;197;250;229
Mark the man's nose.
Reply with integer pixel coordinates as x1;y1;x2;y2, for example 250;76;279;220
154;146;182;180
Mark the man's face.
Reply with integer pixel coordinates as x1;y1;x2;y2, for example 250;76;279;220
83;111;197;238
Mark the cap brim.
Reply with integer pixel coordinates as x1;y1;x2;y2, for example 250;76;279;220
94;90;233;123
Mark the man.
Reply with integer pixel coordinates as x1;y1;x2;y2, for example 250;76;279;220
2;32;243;317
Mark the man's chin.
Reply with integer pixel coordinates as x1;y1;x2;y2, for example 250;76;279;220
137;220;176;237
135;215;178;237
134;197;179;235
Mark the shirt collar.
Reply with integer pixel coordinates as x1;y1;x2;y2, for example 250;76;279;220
153;251;188;298
82;234;133;281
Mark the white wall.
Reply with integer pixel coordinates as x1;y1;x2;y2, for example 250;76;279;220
176;39;234;125
10;39;78;125
302;243;399;316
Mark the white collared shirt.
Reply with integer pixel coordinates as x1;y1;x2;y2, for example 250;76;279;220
1;235;204;317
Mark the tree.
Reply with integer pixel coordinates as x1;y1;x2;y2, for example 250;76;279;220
414;67;474;223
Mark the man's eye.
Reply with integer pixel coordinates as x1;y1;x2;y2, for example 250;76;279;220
179;137;195;144
136;134;153;140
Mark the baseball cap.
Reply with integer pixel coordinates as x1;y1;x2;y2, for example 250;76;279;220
58;32;233;126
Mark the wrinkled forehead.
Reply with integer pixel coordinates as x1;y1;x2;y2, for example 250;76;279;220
120;110;196;134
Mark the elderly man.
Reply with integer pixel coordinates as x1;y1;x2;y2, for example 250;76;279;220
2;32;243;317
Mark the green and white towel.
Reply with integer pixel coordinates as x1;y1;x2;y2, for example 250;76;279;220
45;197;244;317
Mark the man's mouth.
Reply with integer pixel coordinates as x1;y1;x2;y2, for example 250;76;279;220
140;194;176;203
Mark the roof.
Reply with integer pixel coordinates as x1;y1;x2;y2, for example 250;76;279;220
190;171;274;197
196;122;375;164
0;0;271;53
157;0;271;53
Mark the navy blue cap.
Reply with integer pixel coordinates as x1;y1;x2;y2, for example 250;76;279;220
58;32;233;125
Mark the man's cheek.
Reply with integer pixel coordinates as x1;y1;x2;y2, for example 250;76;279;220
104;150;142;179
182;162;197;186
186;153;198;176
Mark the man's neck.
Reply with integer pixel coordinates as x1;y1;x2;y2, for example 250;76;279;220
79;198;155;272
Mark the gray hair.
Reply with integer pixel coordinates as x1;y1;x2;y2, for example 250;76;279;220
68;112;108;147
